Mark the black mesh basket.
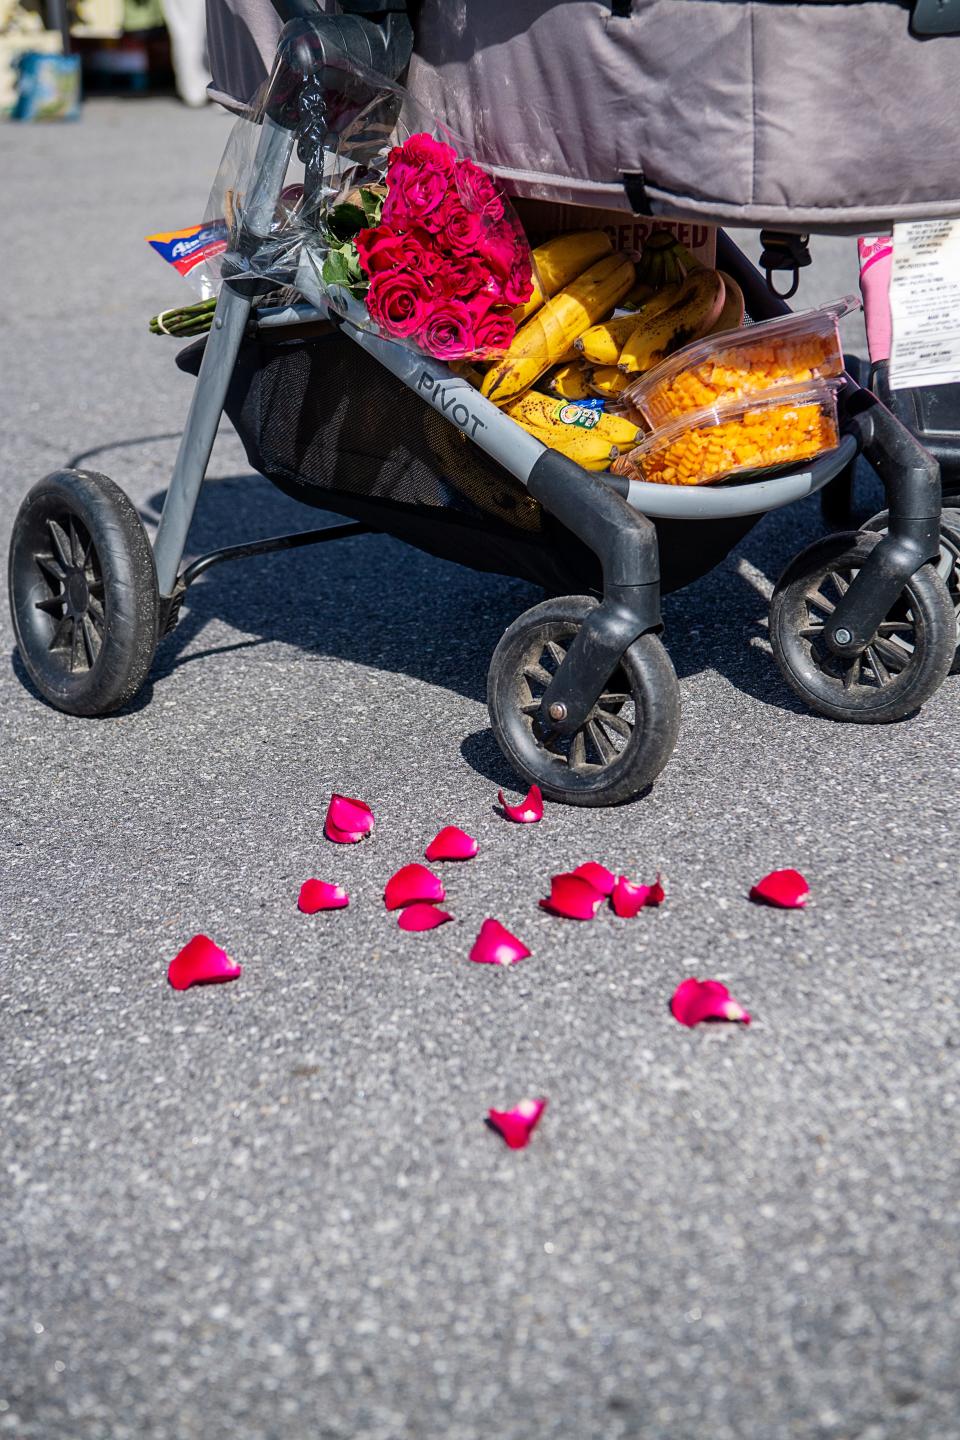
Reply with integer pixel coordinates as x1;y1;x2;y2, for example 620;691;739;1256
176;324;757;595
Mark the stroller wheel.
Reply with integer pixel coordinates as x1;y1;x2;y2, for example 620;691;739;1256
8;469;159;716
487;595;680;807
862;507;960;674
769;531;956;723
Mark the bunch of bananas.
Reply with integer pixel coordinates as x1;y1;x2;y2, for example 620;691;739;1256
469;229;747;472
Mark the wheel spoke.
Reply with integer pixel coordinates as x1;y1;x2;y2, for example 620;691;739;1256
570;728;587;771
523;662;553;689
876;620;913;635
544;640;566;668
68;517;84;567
586;718;616;764
48;614;72;652
81;614;100;667
829;570;850;597
807;589;835;616
87;593;105;626
36;554;66;586
866;644;891;686
799;623;824;639
872;634;911;672
47;519;73;570
34;594;65;617
595;708;632;740
70;619;84;672
597;692;629;711
842;655;861;690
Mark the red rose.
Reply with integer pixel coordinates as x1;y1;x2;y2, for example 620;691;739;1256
357;224;443;279
431;254;488;299
419;299;478;360
474;308;517;355
454;159;505;222
367;269;431;339
433;196;486;254
501;251;535;306
384;132;457;225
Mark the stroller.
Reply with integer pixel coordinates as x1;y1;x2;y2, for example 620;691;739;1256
8;0;960;807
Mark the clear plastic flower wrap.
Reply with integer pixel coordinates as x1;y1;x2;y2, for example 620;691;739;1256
200;42;540;364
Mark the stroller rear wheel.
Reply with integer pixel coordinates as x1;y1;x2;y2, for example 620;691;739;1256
861;507;960;674
8;469;159;716
769;531;955;723
487;596;680;807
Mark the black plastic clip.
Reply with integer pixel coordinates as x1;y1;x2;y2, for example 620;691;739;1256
758;230;812;301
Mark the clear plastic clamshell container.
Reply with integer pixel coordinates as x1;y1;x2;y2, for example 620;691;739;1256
615;380;842;489
623;296;859;428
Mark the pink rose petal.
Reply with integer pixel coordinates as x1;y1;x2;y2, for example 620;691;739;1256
298;879;349;914
384;863;445;911
539;872;604;920
167;934;242;992
398;903;453;932
750;868;809;909
425;826;479;862
670;978;751;1028
498;783;543;824
487;1097;547;1149
611;872;665;918
469;918;531;967
572;862;616;897
324;794;374;844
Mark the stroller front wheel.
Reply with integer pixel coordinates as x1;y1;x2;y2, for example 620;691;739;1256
769;531;955;723
487;595;680;807
8;469;159;716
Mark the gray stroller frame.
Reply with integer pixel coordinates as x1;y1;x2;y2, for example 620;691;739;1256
8;1;958;808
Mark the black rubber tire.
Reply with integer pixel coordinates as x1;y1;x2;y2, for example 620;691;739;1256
769;530;956;723
862;507;960;674
487;595;680;806
8;469;159;716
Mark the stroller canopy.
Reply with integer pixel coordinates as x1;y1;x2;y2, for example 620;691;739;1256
207;0;960;234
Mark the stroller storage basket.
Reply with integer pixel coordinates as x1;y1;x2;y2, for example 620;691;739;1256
175;325;759;596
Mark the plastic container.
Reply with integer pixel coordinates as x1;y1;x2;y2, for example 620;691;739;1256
616;381;841;488
624;297;859;427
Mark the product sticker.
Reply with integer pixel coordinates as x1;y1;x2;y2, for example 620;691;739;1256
146;221;229;288
889;218;960;388
556;403;600;429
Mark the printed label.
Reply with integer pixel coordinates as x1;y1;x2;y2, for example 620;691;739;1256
556;403;600;430
146;221;229;279
889;219;960;388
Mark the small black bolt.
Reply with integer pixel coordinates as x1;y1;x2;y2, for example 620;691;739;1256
548;702;567;722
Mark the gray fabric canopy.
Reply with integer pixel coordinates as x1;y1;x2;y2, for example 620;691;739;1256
206;0;960;233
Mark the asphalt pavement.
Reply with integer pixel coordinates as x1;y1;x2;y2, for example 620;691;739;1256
1;99;958;1440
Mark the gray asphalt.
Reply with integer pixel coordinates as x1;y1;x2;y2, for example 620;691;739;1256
2;100;959;1440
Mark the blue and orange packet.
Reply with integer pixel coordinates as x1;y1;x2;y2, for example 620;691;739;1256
146;221;229;297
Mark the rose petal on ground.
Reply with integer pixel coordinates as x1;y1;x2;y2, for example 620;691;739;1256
750;868;809;909
384;863;445;911
425;826;479;862
670;978;750;1028
469;918;531;966
497;784;544;824
611;872;665;918
167;934;242;991
572;862;616;897
398;903;453;932
298;879;349;914
487;1097;547;1149
324;794;374;844
539;872;604;920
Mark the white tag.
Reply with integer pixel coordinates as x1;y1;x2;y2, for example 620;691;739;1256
889;218;960;389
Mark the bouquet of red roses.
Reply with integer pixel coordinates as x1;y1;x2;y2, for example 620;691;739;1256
319;133;534;361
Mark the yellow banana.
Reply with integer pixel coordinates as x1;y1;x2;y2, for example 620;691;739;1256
514;230;614;324
620;279;658;312
503;389;640;448
447;359;485;388
706;271;746;334
619;268;726;374
575;314;641;367
518;416;619;471
673;242;705;274
586;365;630;398
483;253;635;406
546;362;592;401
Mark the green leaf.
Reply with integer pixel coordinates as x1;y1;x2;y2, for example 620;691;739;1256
360;188;384;225
328;202;367;242
321;249;352;288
